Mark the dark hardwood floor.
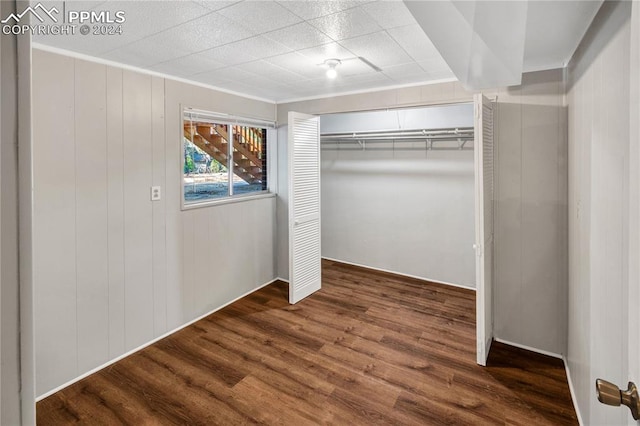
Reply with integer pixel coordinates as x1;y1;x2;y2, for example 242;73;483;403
37;259;578;425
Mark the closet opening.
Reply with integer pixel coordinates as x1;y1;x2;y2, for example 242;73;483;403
319;103;476;289
314;99;494;365
283;99;494;365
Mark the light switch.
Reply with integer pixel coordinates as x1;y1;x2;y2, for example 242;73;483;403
151;186;161;201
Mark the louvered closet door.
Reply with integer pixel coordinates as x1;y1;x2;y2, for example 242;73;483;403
288;112;321;304
474;94;494;366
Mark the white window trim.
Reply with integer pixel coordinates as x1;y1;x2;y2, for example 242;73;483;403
180;106;276;210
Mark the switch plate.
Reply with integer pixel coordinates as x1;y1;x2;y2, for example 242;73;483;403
151;186;161;201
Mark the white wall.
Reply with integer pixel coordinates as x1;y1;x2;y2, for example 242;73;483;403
278;71;568;356
492;70;568;355
566;1;634;424
32;49;277;397
319;106;475;287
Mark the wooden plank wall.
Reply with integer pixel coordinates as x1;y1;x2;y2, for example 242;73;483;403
75;59;110;374
32;49;277;397
33;51;77;393
566;1;633;424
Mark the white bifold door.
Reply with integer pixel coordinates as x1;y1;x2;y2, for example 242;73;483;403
288;112;322;304
474;94;495;366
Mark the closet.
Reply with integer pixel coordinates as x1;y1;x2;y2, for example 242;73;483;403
319;103;477;289
282;97;495;365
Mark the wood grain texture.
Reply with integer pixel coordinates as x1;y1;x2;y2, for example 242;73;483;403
37;260;577;425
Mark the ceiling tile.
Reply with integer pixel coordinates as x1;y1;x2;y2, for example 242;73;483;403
223;36;292;60
418;59;456;81
287;80;347;97
297;42;355;64
337;58;378;77
102;40;187;67
149;54;225;77
190;66;258;85
334;71;391;87
245;87;286;100
418;58;454;74
264;73;310;85
387;24;442;63
282;72;390;97
382;62;427;81
277;1;364;20
34;0;458;102
199;44;257;66
332;79;393;93
308;8;382;41
238;74;291;91
41;1;106;11
211;79;258;94
235;60;307;82
110;1;211;35
266;52;327;79
286;77;329;90
425;69;456;81
34;1;212;54
428;70;457;81
360;1;416;30
217;1;302;34
265;22;333;51
139;11;254;56
340;31;413;68
193;1;242;11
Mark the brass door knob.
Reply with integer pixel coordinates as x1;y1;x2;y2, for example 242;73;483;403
596;379;640;420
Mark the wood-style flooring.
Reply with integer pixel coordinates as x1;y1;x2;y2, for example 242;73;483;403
37;259;578;425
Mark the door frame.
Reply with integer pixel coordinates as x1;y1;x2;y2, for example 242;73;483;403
473;94;495;366
309;100;493;366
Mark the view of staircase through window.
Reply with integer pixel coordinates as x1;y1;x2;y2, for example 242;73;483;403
183;110;268;205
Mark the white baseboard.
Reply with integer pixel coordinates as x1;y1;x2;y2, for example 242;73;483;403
321;256;476;291
562;356;584;426
493;337;563;359
36;277;280;402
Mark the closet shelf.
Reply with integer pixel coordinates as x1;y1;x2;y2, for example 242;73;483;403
321;126;474;151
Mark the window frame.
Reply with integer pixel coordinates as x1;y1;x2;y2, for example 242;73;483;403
181;106;276;210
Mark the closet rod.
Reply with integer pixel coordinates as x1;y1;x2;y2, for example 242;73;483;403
321;135;473;143
321;146;474;151
321;139;474;151
320;126;474;141
320;126;474;152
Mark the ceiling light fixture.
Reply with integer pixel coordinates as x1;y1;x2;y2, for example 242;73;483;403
324;58;341;79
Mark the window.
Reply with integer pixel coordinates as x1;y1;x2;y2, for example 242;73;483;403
182;108;270;207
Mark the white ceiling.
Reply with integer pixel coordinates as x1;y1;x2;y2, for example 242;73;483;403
405;0;603;90
34;0;454;102
522;1;603;73
32;0;601;102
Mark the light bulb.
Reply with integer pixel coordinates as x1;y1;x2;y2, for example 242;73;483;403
326;67;337;79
